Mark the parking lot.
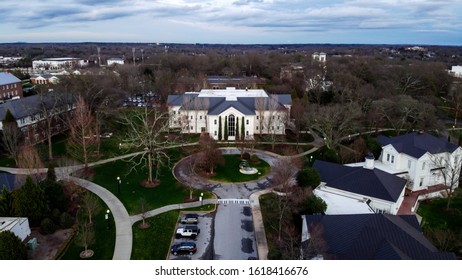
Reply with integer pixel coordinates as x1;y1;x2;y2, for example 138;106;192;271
168;211;214;260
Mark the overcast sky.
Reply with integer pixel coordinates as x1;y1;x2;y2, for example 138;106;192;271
0;0;461;45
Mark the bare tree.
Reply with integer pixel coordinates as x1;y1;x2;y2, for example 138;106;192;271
304;102;361;150
196;134;224;174
17;144;44;178
80;192;102;226
301;223;327;260
255;97;267;136
138;197;150;229
119;107;173;184
429;152;462;209
75;216;96;259
271;157;300;241
67;96;98;169
1;109;23;165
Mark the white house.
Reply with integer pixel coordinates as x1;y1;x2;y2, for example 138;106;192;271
107;58;125;66
449;65;462;78
167;87;291;140
376;131;462;192
312;52;327;62
0;217;31;241
313;155;407;215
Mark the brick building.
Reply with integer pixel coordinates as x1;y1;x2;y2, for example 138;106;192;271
0;72;23;102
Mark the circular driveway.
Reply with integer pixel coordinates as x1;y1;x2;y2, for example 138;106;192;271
173;148;281;199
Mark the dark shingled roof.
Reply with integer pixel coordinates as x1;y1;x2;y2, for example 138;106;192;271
312;160;406;202
0;92;74;121
167;93;291;116
303;214;456;260
378;131;459;158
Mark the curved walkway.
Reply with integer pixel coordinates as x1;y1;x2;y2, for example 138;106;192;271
0;139;323;260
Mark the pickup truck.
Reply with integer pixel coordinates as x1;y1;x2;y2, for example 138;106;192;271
175;225;200;239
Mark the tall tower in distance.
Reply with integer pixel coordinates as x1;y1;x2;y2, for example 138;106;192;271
97;47;101;66
132;47;136;65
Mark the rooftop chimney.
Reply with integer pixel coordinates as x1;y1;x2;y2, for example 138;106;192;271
364;152;375;170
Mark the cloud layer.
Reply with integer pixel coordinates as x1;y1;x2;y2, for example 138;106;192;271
0;0;460;44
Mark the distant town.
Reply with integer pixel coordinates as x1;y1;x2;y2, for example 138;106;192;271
1;42;462;260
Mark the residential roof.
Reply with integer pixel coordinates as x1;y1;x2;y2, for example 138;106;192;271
303;214;456;260
0;92;73;121
0;173;16;192
167;89;291;116
0;72;21;86
312;160;406;202
378;131;459;158
313;188;374;215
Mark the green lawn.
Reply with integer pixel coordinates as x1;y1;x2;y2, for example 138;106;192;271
417;191;462;257
131;204;215;260
90;149;214;215
131;210;180;260
210;154;271;183
60;197;116;260
417;193;462;232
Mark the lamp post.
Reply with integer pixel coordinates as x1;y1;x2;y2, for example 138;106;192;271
200;192;204;206
117;176;121;195
105;209;110;230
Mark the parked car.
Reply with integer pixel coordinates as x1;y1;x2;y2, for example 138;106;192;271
180;213;199;224
171;242;197;255
176;225;200;239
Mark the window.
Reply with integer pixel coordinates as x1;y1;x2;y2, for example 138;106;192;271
201;127;205;132
190;116;193;120
422;162;426;170
391;155;395;164
173;111;176;115
387;154;390;162
271;126;274;130
256;116;259;120
214;119;217;125
277;126;280;130
228;115;235;136
190;126;193;130
408;160;412;169
200;116;202;120
246;119;249;125
214;131;217;136
419;178;424;187
246;131;249;136
256;126;259;130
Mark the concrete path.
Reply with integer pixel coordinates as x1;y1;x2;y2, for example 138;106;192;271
0;134;324;260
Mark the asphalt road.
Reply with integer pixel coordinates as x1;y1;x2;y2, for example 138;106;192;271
213;203;257;260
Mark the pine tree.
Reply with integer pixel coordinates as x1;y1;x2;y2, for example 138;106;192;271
218;116;222;141
241;116;245;140
236;117;240;140
224;116;228;141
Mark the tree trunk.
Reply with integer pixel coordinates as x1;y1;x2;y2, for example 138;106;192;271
47;120;53;160
148;152;153;183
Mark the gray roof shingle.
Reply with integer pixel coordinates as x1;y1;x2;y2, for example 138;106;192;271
0;72;21;86
378;131;459;158
313;160;406;202
303;214;456;260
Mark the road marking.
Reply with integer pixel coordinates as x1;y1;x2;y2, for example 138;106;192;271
217;199;250;205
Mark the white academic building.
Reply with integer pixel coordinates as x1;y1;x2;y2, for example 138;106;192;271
167;87;292;140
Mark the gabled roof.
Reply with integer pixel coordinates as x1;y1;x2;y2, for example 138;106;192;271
378;131;459;158
303;214;456;260
167;91;291;116
0;92;73;121
312;160;406;202
0;72;21;86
